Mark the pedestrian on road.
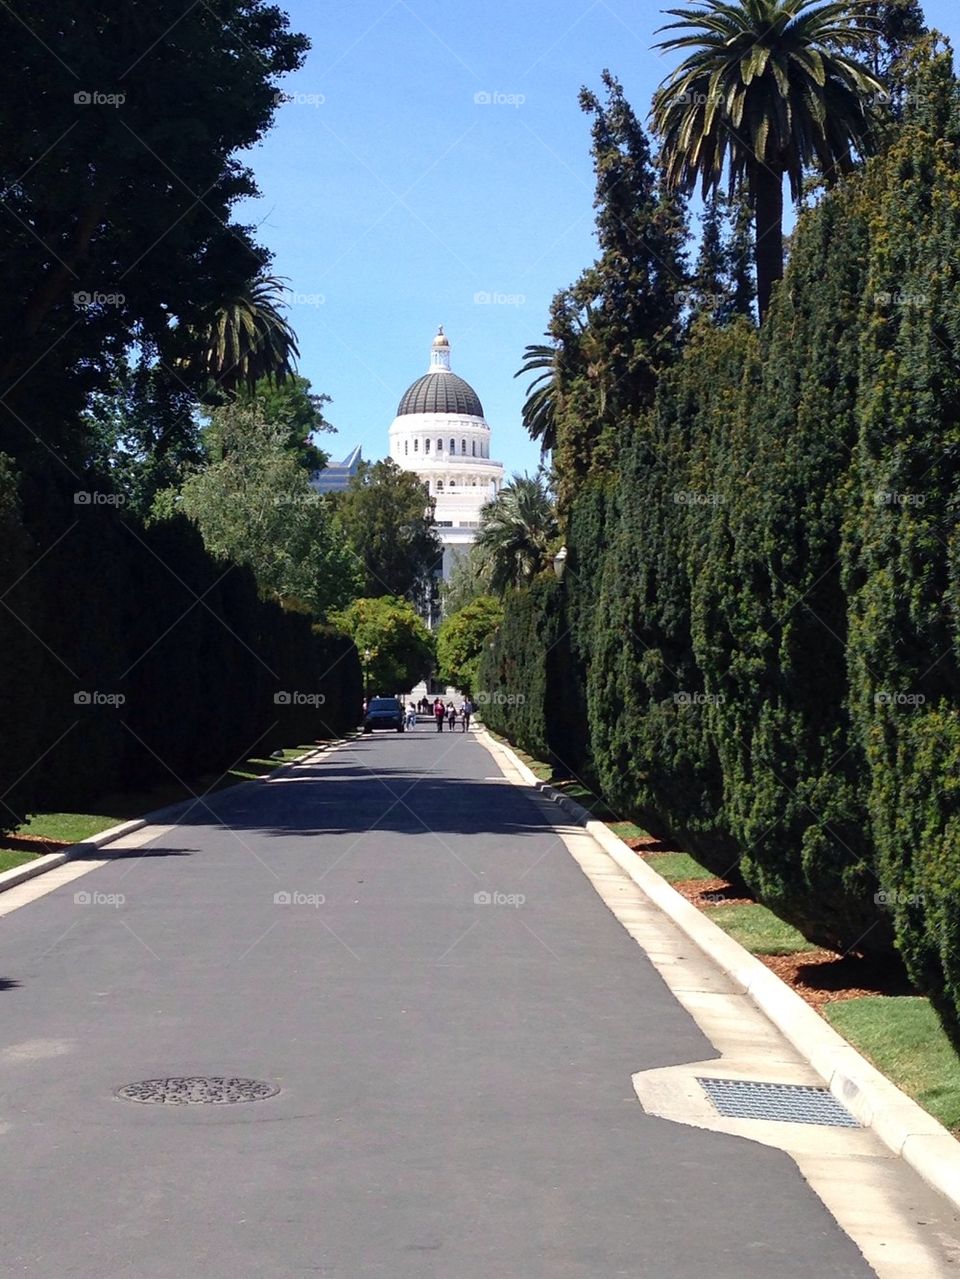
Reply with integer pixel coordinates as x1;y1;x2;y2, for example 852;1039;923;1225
447;702;457;732
406;703;417;730
434;697;445;732
461;698;472;732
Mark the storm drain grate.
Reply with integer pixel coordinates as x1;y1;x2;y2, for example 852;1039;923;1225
697;1077;860;1127
116;1076;279;1105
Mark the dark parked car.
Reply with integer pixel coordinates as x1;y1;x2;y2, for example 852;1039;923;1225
363;697;405;733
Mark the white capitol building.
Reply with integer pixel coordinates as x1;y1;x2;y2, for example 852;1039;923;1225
389;328;504;581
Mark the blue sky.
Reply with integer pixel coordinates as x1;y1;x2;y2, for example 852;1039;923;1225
239;0;960;476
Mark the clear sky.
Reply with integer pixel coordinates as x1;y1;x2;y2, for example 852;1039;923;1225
238;0;960;476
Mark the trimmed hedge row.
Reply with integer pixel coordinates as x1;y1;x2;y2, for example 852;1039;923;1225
481;48;960;1035
0;463;360;826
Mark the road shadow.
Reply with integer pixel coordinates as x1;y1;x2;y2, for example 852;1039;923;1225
69;846;197;861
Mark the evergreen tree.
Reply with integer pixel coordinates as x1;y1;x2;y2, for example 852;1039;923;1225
551;73;687;503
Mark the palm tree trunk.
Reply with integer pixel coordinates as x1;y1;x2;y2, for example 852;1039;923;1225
753;167;785;323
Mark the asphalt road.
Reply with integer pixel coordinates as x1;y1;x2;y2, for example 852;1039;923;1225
0;726;876;1278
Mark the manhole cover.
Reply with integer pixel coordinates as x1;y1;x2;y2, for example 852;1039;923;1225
697;1077;860;1127
116;1076;279;1105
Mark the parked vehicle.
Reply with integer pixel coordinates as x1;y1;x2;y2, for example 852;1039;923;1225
363;697;405;733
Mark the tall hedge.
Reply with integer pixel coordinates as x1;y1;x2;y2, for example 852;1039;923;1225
0;465;360;827
843;47;960;1030
482;42;960;1037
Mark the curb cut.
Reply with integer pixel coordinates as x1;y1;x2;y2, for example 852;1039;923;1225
0;734;357;899
478;727;960;1214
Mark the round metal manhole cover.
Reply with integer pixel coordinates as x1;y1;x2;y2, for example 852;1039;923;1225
116;1076;279;1105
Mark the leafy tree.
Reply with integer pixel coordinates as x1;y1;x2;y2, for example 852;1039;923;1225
334;459;442;600
84;355;205;515
436;596;504;696
235;374;333;472
862;1;926;77
442;544;494;614
652;0;883;320
168;402;359;617
0;2;308;464
475;473;559;594
332;597;435;697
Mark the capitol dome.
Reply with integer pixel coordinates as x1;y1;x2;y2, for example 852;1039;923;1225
397;371;484;419
388;327;504;617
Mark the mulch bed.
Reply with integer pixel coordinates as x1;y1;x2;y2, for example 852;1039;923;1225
631;848;912;1013
0;833;72;856
623;834;674;854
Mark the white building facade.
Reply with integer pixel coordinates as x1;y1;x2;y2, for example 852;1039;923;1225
389;328;504;582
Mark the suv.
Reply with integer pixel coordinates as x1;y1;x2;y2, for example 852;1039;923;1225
363;697;405;733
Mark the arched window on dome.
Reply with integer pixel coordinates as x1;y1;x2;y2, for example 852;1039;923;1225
472;440;476;456
414;439;419;452
436;480;443;492
461;439;467;455
404;441;408;455
437;438;442;453
424;438;430;453
449;438;455;454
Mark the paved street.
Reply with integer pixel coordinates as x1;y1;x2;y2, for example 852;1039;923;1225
0;726;931;1277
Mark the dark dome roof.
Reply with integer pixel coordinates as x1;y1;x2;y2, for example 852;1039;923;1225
397;370;484;419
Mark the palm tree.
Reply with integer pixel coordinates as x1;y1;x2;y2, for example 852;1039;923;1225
475;473;559;594
515;343;559;454
652;0;883;320
184;274;300;393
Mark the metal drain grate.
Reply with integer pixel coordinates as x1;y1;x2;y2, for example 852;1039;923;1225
697;1077;860;1127
116;1076;279;1105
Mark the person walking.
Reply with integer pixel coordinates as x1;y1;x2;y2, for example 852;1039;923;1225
406;703;417;730
460;697;472;732
447;701;457;732
433;697;445;733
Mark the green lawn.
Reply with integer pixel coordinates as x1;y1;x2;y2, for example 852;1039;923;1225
707;902;813;955
826;997;960;1133
645;850;714;884
0;849;42;875
0;743;324;868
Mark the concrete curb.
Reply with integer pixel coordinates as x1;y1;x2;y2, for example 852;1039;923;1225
478;727;960;1213
0;734;356;898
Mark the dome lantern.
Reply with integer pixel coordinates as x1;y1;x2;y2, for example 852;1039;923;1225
430;325;452;372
